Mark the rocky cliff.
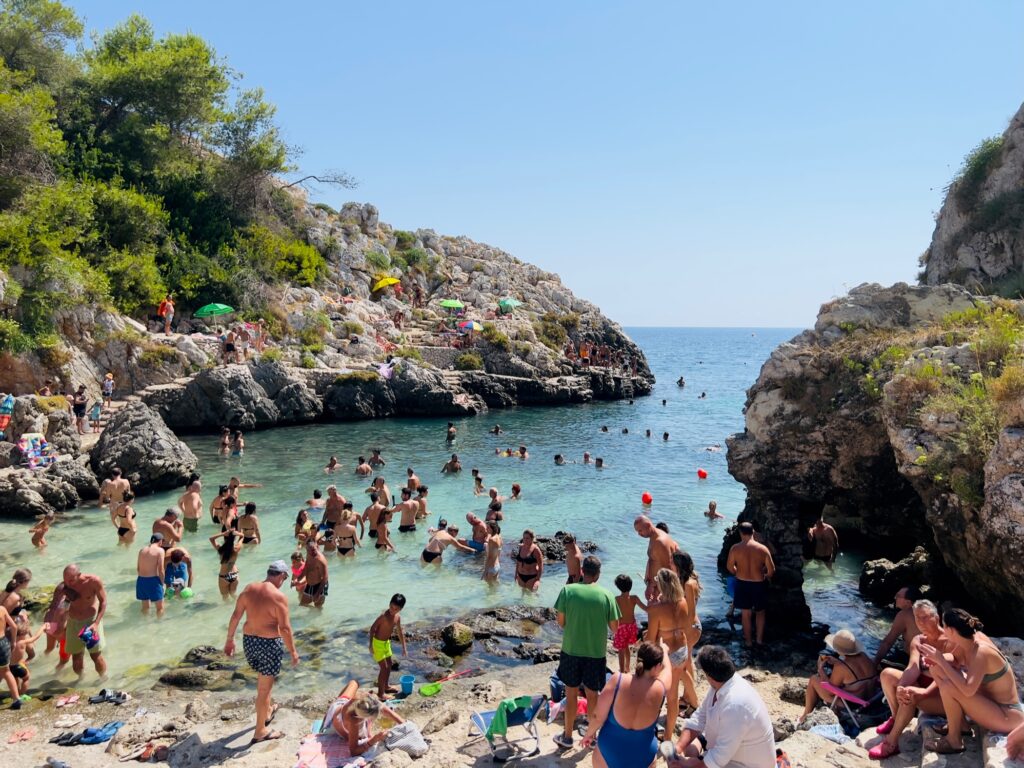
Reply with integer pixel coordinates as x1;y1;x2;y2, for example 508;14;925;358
726;282;1024;633
727;103;1024;636
921;101;1024;290
0;201;652;517
0;199;651;412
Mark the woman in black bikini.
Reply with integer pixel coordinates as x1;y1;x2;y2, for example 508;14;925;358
238;502;261;545
210;531;242;599
111;492;137;545
210;485;230;525
512;529;543;591
335;510;361;558
421;524;474;565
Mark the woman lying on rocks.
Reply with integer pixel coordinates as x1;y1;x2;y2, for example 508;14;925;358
327;680;405;756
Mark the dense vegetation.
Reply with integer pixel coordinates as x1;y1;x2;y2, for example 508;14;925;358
0;0;336;353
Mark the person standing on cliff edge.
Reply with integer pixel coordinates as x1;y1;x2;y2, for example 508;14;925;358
727;522;775;648
225;560;299;744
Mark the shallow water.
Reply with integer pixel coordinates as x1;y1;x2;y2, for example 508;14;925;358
0;328;890;691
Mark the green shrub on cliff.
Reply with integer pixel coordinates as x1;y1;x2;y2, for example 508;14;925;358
394;346;423;362
0;317;32;353
482;322;510;351
952;136;1004;211
333;370;379;385
455;352;484;371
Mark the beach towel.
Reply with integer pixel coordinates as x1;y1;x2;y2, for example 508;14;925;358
294;732;370;768
485;696;534;742
809;723;851;744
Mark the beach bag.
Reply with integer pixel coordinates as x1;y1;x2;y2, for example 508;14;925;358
384;721;429;757
549;672;565;703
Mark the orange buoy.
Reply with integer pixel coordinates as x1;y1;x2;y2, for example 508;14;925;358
697;468;708;479
641;491;653;505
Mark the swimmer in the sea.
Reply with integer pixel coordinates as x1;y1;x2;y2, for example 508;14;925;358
705;500;725;519
325;456;339;473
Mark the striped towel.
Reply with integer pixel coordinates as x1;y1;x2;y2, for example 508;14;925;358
294;733;367;768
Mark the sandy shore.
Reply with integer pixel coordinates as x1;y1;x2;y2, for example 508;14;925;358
0;651;901;768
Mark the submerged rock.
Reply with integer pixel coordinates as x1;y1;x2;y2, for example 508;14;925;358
90;402;197;494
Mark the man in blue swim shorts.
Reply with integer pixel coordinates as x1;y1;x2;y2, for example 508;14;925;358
136;534;166;617
726;522;775;648
463;513;487;553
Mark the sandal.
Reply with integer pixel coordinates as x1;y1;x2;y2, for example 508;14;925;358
868;740;900;760
250;729;285;745
264;703;279;726
925;736;966;754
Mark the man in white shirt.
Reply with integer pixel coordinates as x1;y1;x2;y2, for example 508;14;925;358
668;645;775;768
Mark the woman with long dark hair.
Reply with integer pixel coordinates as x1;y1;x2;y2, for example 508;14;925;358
210;531;242;599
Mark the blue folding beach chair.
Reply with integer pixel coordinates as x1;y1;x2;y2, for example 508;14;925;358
468;694;547;763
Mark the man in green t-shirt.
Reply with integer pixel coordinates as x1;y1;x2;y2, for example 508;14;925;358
552;554;620;750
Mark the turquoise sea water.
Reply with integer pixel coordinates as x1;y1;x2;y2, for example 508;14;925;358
0;328;889;691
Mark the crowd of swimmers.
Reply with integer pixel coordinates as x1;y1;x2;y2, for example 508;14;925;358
3;423;1022;763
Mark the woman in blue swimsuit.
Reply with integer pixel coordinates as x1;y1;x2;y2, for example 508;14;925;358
580;640;672;767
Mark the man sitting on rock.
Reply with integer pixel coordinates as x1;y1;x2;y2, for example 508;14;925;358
872;586;922;669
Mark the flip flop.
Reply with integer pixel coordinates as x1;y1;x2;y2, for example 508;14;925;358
118;744;149;762
926;736;966;755
49;732;73;745
65;695;80;706
109;691;131;705
250;729;285;745
80;720;125;745
55;697;69;708
19;728;36;742
89;688;111;704
264;703;279;726
153;745;169;761
8;730;28;744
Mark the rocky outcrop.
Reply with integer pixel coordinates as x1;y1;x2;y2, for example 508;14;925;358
0;467;79;518
47;456;100;500
90;402;197;493
922;102;1024;289
146;365;281;430
725;282;1024;632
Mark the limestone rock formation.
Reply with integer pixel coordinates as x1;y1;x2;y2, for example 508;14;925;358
922;101;1024;288
90;402;197;493
725;282;1024;632
0;467;79;518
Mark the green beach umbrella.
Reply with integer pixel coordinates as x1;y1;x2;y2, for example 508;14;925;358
193;303;234;318
439;299;464;309
498;297;521;311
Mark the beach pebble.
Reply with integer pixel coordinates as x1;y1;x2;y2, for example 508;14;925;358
184;698;213;722
797;707;840;730
773;716;796;742
373;751;413;768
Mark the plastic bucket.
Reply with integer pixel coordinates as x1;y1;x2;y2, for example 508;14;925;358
400;674;415;695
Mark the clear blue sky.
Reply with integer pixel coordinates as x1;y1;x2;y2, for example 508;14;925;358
71;1;1023;327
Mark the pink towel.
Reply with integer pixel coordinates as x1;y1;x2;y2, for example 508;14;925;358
294;733;366;768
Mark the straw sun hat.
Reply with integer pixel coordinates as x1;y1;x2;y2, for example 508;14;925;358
825;629;865;656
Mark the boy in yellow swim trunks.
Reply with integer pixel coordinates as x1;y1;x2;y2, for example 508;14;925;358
368;593;407;700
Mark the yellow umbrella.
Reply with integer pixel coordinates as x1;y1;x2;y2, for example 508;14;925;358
372;276;400;292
